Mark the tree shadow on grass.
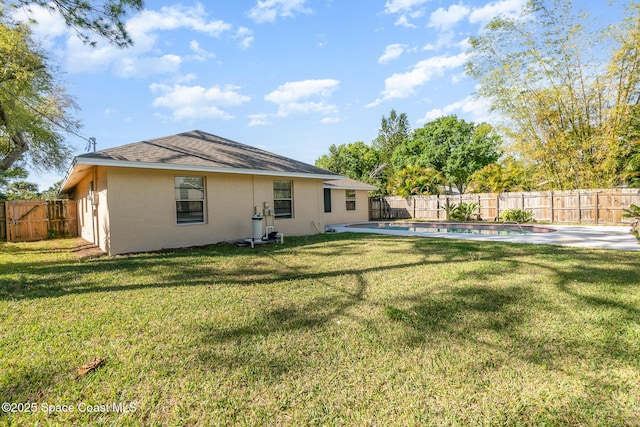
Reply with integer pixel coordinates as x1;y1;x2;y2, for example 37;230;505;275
385;265;640;371
3;233;639;414
195;274;368;379
385;284;529;341
2;233;636;304
0;233;435;301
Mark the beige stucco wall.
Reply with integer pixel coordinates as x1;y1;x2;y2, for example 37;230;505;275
75;166;109;252
324;188;370;224
90;167;328;255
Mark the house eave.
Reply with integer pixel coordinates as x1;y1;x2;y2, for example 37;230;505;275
60;157;342;194
324;184;378;191
59;158;79;196
323;182;378;191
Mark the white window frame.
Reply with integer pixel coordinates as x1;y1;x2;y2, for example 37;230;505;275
273;180;293;219
345;189;356;211
175;176;206;225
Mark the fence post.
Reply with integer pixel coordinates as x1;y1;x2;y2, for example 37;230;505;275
446;195;451;220
413;196;416;219
595;191;599;224
577;191;581;223
550;191;554;223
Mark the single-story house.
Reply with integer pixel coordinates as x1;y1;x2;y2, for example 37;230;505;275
323;177;378;224
60;130;376;255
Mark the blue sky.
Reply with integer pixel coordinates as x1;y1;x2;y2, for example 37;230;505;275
14;0;614;190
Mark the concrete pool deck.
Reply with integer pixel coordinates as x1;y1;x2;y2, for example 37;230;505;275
330;222;640;251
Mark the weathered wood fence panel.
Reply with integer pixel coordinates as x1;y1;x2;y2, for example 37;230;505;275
6;200;48;242
2;199;78;242
48;200;78;238
369;189;640;225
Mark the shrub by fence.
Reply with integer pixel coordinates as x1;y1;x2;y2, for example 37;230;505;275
369;189;640;225
0;199;78;242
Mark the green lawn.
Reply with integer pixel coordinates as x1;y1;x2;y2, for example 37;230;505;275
1;234;639;426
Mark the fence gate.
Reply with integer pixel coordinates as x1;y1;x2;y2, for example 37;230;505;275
6;200;49;242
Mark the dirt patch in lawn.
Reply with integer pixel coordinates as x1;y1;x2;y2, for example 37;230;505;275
68;239;106;259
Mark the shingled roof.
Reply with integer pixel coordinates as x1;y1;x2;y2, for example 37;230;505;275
61;130;341;192
324;177;378;191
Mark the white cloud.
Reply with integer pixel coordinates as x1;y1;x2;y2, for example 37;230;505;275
428;4;470;30
11;5;68;48
265;79;338;103
321;117;342;124
469;0;526;25
385;0;524;29
378;44;407;64
114;54;183;78
126;4;231;39
248;114;271;126
394;15;417;28
176;73;198;84
384;0;428;27
384;0;430;14
417;95;493;124
275;101;338;117
235;27;254;49
368;52;469;106
248;0;312;23
22;3;237;78
422;31;457;51
265;79;340;117
64;39;120;74
150;83;250;121
189;40;216;61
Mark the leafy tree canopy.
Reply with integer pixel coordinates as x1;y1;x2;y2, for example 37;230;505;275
0;166;62;199
466;156;538;193
466;0;640;189
372;109;411;189
315;141;380;184
0;20;78;173
2;179;39;199
387;165;443;197
392;115;502;193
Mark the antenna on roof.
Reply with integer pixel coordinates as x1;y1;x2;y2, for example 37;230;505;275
85;137;96;152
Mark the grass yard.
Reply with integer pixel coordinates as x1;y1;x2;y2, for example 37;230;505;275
1;233;639;426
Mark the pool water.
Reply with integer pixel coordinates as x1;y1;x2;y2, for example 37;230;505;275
346;222;555;236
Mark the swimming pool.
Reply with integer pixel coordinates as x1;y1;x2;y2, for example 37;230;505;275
346;221;556;236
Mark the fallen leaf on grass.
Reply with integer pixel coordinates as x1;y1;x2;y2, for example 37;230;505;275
78;357;107;377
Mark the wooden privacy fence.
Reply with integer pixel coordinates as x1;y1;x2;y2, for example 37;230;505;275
369;188;640;225
0;199;78;242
